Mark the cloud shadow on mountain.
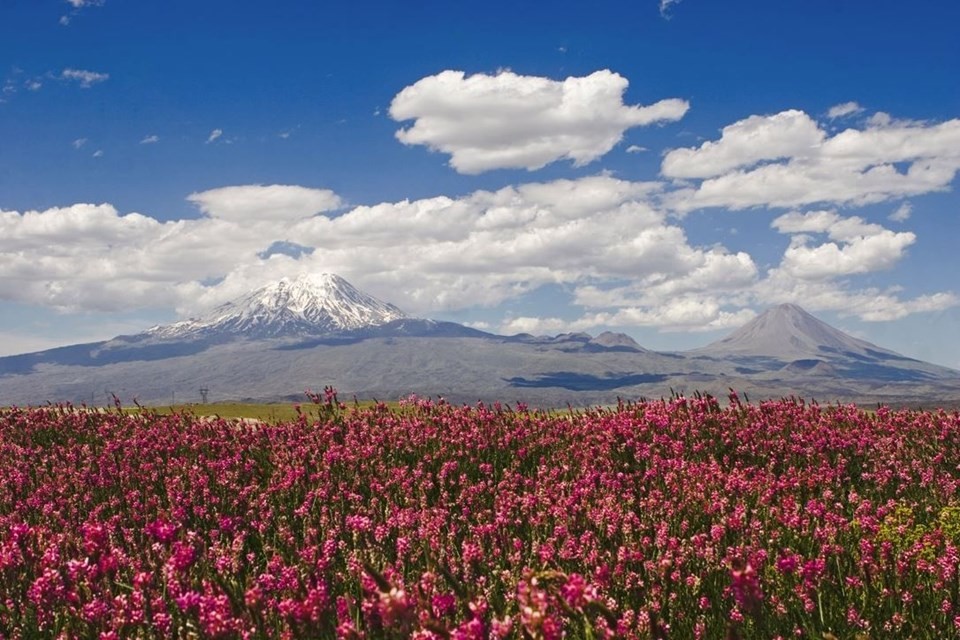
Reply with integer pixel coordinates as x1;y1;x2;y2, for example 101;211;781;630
507;372;668;391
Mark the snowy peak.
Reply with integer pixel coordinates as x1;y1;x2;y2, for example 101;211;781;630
694;303;895;361
147;273;407;340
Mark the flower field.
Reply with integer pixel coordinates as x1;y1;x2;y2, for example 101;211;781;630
2;390;960;639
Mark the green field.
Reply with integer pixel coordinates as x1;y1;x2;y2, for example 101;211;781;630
122;399;399;423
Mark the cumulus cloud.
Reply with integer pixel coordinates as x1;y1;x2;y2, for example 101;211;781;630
390;69;689;174
0;177;739;323
772;210;916;280
574;250;758;307
754;269;957;322
664;110;960;210
827;101;863;119
4;103;957;333
735;209;954;321
2;171;953;330
186;185;342;223
0;204;176;311
72;138;87;149
662;110;824;179
206;129;223;144
140;134;160;144
59;68;109;88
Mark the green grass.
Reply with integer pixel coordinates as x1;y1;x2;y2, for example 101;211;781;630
122;399;399;423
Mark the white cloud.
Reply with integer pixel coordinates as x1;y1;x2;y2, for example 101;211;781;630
499;300;757;336
664;110;960;210
2;173;952;330
779;232;915;280
0;204;178;311
827;101;863;119
187;185;342;223
60;0;103;26
575;250;758;307
662;110;825;179
6;207;149;252
59;68;109;88
500;316;574;336
72;138;88;149
3;101;956;334
140;134;160;144
659;0;682;18
749;209;951;322
889;201;912;222
0;177;736;321
771;210;889;240
206;129;223;144
754;269;957;322
390;69;689;174
626;145;648;153
863;112;923;129
582;302;757;333
771;210;915;280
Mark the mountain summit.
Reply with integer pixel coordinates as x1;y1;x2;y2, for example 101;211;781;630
693;303;895;361
147;273;407;340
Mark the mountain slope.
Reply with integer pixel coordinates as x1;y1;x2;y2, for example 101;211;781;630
692;304;896;360
145;273;407;340
1;291;958;407
690;303;958;383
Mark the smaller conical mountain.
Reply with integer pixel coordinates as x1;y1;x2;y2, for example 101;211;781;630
146;273;407;340
692;303;896;361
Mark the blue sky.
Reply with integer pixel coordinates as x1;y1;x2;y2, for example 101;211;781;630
2;0;960;368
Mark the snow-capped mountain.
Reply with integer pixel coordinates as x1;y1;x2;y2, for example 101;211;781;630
146;273;407;340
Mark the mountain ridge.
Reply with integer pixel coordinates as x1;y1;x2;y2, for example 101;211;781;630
1;275;958;407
